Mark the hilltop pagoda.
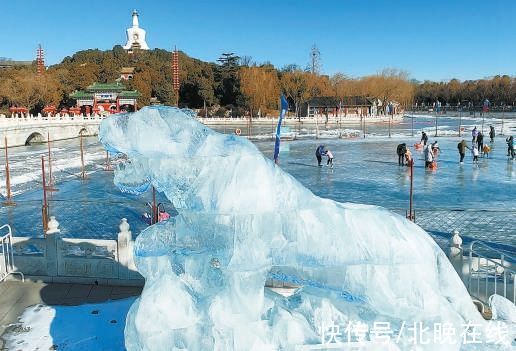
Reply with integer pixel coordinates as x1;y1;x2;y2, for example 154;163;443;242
70;82;140;115
123;10;149;52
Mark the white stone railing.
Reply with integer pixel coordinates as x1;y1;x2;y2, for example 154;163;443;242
10;217;142;286
197;114;404;124
0;114;105;125
0;113;404;126
447;230;515;308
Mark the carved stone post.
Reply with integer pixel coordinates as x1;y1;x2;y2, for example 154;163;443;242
45;216;60;276
448;229;464;281
118;218;133;279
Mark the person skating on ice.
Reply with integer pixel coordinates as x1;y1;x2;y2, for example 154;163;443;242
315;144;325;167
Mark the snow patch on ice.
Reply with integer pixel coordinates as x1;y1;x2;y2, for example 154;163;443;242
3;299;135;351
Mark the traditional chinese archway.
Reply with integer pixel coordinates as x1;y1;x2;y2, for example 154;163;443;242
70;82;140;115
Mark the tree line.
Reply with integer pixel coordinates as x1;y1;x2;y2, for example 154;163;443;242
0;46;514;116
414;76;516;108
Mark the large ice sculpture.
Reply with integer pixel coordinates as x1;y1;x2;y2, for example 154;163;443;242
100;106;496;350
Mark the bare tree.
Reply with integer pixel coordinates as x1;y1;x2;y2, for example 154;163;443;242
281;69;311;118
239;55;254;67
240;66;280;117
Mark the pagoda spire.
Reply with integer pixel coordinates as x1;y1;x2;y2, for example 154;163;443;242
123;9;149;51
172;46;180;106
132;9;139;27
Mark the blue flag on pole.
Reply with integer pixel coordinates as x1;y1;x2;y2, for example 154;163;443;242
273;95;288;164
483;99;490;112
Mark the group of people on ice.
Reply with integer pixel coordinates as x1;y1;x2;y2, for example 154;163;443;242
415;132;440;169
315;144;334;168
314;127;514;170
397;131;441;169
397;126;514;169
463;126;490;164
461;125;514;163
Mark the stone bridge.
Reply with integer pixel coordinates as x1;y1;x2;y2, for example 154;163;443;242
0;115;104;147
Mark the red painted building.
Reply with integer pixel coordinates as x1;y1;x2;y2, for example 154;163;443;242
70;82;140;115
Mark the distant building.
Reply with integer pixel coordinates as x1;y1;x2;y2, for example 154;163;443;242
149;97;162;105
123;10;149;52
120;67;135;80
0;58;32;70
70;82;140;115
304;96;378;117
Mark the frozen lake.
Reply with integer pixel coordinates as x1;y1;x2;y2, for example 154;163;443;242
0;115;514;251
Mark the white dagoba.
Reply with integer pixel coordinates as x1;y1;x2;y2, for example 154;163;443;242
123;10;149;51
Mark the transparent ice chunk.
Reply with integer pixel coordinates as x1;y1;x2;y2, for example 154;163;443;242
100;106;501;351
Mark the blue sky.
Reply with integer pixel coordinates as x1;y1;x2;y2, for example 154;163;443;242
1;0;514;81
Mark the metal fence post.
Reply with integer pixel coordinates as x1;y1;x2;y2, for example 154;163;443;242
3;137;15;206
0;224;24;282
41;156;49;234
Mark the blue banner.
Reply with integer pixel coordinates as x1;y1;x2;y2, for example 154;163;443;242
273;95;288;164
483;99;490;112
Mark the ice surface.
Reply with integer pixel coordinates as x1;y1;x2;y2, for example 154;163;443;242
100;106;510;350
2;114;514;243
489;294;516;323
3;298;134;350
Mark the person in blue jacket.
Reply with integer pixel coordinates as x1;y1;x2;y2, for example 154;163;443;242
315;145;325;166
